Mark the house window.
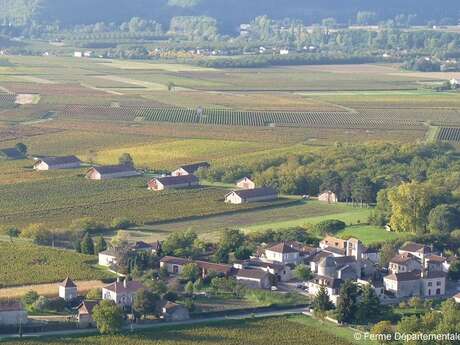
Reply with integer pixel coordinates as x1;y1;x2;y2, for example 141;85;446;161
173;265;179;273
428;282;432;287
436;281;441;286
436;288;441;295
428;289;431;296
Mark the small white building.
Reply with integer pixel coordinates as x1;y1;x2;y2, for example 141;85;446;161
171;162;210;177
235;269;271;289
86;165;140;180
236;177;255;190
318;191;338;204
74;51;83;58
0;302;28;326
33;155;81;171
98;249;117;267
148;175;199;191
58;277;78;301
102;278;144;308
225;187;278;204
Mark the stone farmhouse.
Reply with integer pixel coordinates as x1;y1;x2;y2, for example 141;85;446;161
225;187;278;204
148;175;199;191
0;301;28;326
33;155;81;170
172;162;210;176
86;165;140;180
236;177;256;190
58;277;78;301
102;278;144;308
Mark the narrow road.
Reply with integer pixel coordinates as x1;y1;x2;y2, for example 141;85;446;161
0;307;307;340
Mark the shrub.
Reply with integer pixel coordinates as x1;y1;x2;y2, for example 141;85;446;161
312;219;346;235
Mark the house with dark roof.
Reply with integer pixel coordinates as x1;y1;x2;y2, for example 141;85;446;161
225;187;278;204
86;165;140;180
130;241;162;254
307;275;343;305
102;278;144;308
399;242;431;261
0;301;28;326
235;269;272;289
159;256;234;278
33;155;81;171
58;277;78;301
384;270;447;298
77;300;99;328
172;162;210;176
147;175;199;191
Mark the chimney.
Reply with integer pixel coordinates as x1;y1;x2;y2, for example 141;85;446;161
123;278;127;288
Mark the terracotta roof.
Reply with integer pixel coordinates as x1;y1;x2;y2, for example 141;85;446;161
426;255;446;263
0;301;24;312
59;277;77;288
104;280;144;294
160;256;190;265
37;155;80;166
323;246;346;256
400;242;431;254
385;271;421;282
228;187;277;199
195;260;233;274
236;269;269;280
390;253;417;265
155;175;198;186
77;300;99;315
178;162;210;174
267;242;299;254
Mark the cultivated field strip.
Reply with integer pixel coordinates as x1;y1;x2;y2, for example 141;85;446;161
438;127;460;142
0;93;16;108
62;105;425;130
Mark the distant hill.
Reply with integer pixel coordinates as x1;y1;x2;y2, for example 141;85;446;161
1;0;459;32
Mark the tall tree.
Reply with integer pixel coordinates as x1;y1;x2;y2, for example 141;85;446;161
80;233;95;255
94;236;108;254
118;153;134;167
336;280;359;324
356;285;382;324
312;285;334;313
92;300;123;335
133;289;159;319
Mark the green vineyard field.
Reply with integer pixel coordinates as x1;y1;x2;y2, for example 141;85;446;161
62;105;425;130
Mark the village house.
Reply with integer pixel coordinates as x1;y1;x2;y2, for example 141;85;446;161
240;259;293;282
160;256;190;274
261;242;301;265
130;241;162;255
236;177;256;190
58;277;78;301
319;236;364;261
383;270;446;298
0;301;28;326
307;276;342;305
318;191;338;204
235;269;272;289
98;249;118;267
102;278;144;308
86;165;140;180
147;175;199;191
76;300;98;328
398;242;432;262
225;187;278;204
161;302;190;321
388;253;423;274
172;162;210;176
33;155;81;171
159;256;234;278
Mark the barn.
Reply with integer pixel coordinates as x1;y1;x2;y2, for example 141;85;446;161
225;187;278;204
236;177;255;190
148;175;199;191
33;155;81;171
318;191;338;204
86;165;140;180
172;162;210;176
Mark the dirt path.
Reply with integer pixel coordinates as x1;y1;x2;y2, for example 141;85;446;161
0;280;105;300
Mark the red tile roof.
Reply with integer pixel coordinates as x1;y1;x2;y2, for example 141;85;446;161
267;242;299;254
104;280;144;294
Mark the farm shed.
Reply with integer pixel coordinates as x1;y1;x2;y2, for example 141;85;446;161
225;187;278;204
148;175;199;191
86;165;140;180
236;177;256;190
318;191;338;204
235;269;272;289
33;155;81;170
172;162;210;176
0;301;28;326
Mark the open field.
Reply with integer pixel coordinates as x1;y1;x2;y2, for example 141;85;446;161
1;316;357;345
0;175;281;228
0;242;112;287
0;280;105;300
336;225;412;246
